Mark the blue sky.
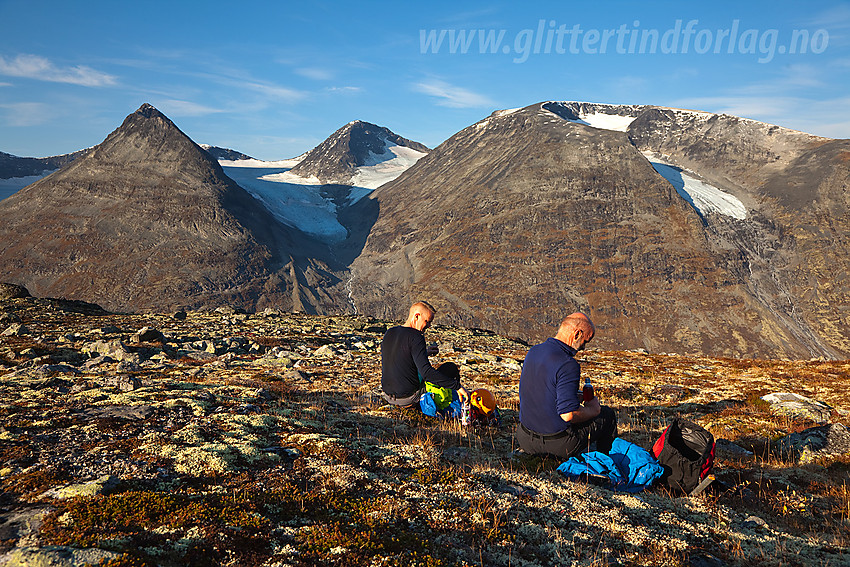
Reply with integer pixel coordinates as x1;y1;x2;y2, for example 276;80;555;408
1;0;849;160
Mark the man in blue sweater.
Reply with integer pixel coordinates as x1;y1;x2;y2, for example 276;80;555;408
516;312;617;457
381;301;469;407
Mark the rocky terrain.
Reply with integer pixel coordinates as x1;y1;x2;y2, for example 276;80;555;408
0;289;848;567
0;150;87;180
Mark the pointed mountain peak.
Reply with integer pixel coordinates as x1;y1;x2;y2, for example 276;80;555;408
135;102;164;118
289;120;429;184
81;104;219;175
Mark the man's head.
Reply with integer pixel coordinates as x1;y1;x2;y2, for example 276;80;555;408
555;312;595;351
404;301;436;332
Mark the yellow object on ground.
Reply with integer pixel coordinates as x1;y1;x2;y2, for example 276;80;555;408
470;388;496;414
425;382;453;409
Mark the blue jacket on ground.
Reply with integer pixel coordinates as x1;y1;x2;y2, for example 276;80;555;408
557;438;665;493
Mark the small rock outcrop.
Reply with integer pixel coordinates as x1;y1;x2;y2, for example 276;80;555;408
761;392;833;424
0;283;30;300
774;423;850;463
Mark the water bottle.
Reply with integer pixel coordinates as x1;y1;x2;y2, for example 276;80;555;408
582;376;594;403
461;401;471;425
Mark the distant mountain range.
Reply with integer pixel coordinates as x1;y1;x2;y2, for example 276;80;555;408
1;101;847;359
0;149;88;180
199;145;255;162
0;104;347;314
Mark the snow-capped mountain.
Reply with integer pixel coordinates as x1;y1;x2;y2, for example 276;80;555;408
2;101;847;359
217;121;428;243
288;120;428;185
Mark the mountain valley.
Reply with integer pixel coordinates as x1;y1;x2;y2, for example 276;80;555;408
0;101;848;359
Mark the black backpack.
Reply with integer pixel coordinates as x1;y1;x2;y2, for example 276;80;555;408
652;418;715;495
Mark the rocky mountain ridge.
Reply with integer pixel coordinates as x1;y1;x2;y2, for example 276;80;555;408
199;144;255;162
0;104;349;315
0;149;88;180
1;101;848;359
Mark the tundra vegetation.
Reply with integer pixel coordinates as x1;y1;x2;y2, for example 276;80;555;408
0;297;848;566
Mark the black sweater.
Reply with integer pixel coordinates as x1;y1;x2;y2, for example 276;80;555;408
380;325;461;397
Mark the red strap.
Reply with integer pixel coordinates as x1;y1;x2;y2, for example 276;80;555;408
652;426;669;458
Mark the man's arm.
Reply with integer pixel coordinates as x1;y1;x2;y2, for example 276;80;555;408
410;333;461;390
560;397;601;424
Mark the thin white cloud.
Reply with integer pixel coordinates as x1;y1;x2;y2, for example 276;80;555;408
674;96;794;119
0;54;116;87
0;102;52;126
804;4;850;30
237;80;305;102
296;67;334;80
326;86;361;93
414;79;495;108
157;99;224;117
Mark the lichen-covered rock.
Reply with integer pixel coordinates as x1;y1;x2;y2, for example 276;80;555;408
0;507;50;544
0;545;118;567
131;326;165;344
81;339;139;364
761;392;833;423
41;475;119;500
1;323;29;337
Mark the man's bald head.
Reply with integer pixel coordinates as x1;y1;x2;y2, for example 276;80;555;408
405;301;436;331
555;312;595;349
408;301;435;318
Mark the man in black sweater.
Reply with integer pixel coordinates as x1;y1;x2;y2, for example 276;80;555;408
381;301;469;407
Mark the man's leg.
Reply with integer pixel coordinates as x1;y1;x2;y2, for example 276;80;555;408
564;405;618;457
515;424;576;457
436;362;460;379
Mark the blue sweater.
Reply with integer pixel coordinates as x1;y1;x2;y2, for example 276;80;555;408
519;338;582;435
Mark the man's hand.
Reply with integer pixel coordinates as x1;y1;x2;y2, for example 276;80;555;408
457;387;469;403
584;396;601;417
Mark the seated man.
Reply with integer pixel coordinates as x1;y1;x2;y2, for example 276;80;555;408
516;312;617;457
381;301;469;407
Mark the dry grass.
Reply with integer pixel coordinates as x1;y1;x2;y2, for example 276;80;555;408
1;303;849;566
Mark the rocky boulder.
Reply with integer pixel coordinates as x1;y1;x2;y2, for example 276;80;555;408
774;423;850;464
761;392;833;424
0;282;30;300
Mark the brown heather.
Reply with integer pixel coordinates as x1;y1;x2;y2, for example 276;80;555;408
0;297;848;566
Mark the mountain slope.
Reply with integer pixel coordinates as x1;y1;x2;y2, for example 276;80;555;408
0;104;346;313
626;107;850;358
289;120;428;185
349;102;847;359
0;149;87;179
